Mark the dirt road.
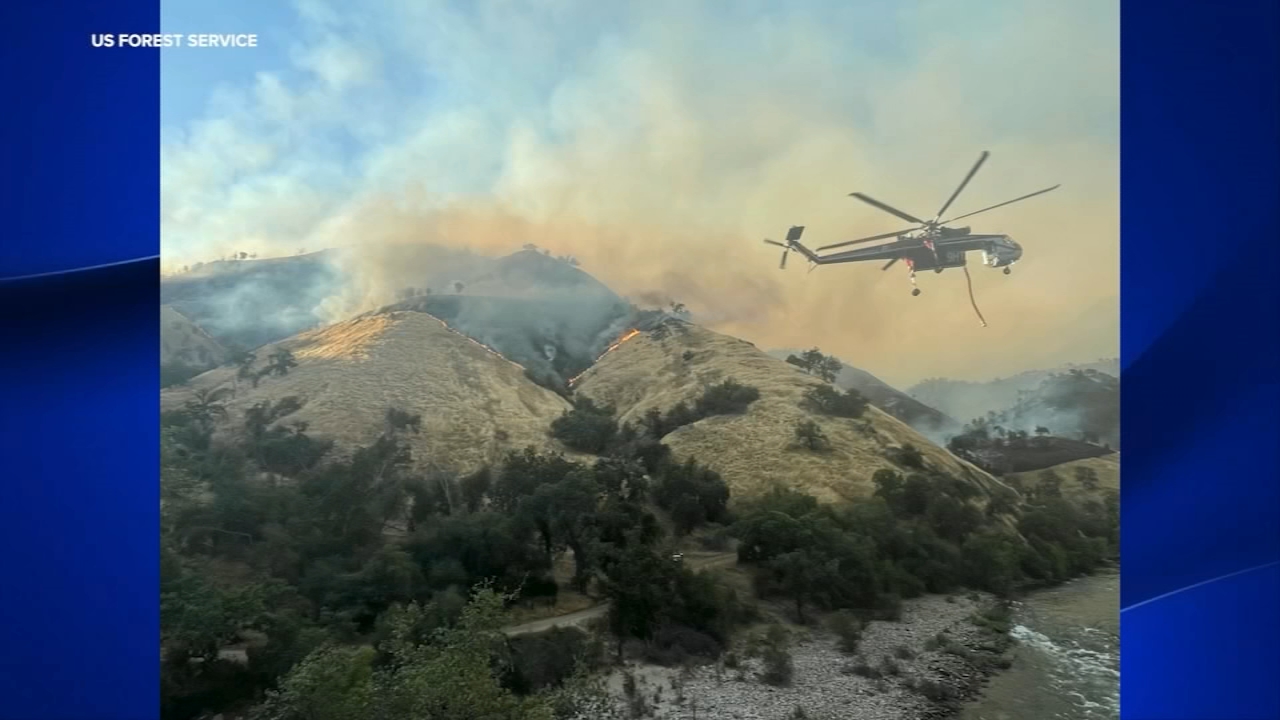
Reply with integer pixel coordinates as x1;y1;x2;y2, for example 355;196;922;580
216;551;737;661
503;551;737;637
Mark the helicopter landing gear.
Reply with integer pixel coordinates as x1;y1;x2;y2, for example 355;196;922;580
1003;267;1011;275
935;268;944;274
912;288;922;297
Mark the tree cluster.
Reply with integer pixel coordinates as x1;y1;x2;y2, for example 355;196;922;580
252;589;559;720
802;384;869;419
785;348;843;384
630;379;761;441
549;380;761;461
217;349;300;390
550;398;618;454
732;465;1118;622
161;389;746;719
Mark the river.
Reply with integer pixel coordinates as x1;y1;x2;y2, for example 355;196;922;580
961;568;1120;720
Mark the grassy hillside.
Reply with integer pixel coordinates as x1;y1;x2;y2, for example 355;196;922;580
768;348;959;436
575;320;1005;504
162;305;227;366
161;309;575;476
1006;453;1120;499
161;306;228;387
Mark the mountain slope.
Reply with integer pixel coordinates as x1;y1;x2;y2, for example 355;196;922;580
767;349;958;436
161;309;575;475
1007;453;1120;499
1008;453;1121;486
161;305;228;370
576;320;1005;504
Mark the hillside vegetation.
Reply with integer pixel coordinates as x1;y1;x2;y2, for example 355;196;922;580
768;348;959;436
575;320;1004;504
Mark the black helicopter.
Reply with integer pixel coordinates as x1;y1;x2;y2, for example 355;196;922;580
763;151;1058;306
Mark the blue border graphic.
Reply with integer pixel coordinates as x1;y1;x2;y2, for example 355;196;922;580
1120;0;1280;718
0;1;159;719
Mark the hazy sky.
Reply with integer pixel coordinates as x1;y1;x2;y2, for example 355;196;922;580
161;0;1118;387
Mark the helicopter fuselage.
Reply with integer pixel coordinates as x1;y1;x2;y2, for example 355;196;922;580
865;232;1021;272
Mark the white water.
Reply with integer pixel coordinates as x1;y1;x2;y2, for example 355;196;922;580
963;569;1119;720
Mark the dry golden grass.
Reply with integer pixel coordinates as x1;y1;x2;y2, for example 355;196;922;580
161;310;576;476
1008;453;1120;497
290;312;396;362
575;321;1006;504
160;305;226;368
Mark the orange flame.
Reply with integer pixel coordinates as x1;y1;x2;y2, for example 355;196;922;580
567;328;642;387
604;328;642;354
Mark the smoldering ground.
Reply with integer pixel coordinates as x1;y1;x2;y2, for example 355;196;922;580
161;0;1118;388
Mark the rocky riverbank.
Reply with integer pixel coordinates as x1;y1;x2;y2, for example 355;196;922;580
577;594;1014;720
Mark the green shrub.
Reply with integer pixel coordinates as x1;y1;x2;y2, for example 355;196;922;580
504;627;593;694
550;398;618;453
803;385;869;418
829;610;863;654
793;420;831;452
760;625;794;686
695;379;761;417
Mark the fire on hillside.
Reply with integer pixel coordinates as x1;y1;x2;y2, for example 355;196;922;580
567;328;642;387
422;312;529;373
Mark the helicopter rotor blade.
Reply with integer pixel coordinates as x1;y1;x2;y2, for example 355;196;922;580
881;257;900;271
848;193;925;225
780;251;789;270
763;239;787;248
941;184;1061;224
935;150;989;220
816;228;913;252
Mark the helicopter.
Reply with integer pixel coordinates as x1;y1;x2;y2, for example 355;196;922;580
762;151;1059;309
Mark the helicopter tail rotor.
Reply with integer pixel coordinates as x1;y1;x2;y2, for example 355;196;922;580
763;226;812;270
762;238;791;269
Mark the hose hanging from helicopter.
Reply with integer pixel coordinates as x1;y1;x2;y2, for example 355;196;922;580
962;265;988;328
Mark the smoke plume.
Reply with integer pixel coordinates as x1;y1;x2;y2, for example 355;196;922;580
161;0;1118;387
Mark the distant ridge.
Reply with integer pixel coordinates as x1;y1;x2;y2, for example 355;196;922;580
907;358;1119;425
